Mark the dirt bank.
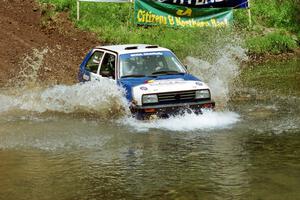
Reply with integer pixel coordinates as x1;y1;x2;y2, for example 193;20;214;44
247;48;300;65
1;1;298;88
0;0;99;87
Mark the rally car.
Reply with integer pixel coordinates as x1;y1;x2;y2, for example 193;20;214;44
78;44;215;119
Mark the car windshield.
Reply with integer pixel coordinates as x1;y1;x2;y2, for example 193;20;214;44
119;51;186;78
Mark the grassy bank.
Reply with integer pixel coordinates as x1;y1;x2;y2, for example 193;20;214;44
235;0;299;55
39;0;299;59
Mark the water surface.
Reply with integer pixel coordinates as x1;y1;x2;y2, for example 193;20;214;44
0;58;299;200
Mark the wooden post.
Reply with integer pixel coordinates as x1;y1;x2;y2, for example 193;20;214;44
248;0;252;27
77;0;80;21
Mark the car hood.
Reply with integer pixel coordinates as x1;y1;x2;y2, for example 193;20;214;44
118;74;201;101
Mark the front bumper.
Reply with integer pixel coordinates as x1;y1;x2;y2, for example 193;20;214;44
130;100;215;119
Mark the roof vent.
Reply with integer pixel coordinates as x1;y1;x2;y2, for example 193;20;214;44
125;46;138;50
145;45;159;49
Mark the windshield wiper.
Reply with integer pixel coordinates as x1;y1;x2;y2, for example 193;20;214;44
121;74;146;78
151;70;184;75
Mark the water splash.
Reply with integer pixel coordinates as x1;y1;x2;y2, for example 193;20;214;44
8;48;49;88
0;81;129;118
122;110;240;132
185;45;248;106
0;45;247;129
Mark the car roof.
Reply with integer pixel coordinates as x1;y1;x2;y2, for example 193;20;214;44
94;44;171;54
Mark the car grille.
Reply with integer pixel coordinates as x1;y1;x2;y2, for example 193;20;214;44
157;90;196;103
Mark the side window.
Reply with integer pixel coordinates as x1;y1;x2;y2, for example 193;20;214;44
86;51;104;73
100;53;116;79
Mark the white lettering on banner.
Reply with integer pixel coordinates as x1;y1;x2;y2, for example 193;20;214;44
79;0;128;2
170;0;225;6
173;0;192;4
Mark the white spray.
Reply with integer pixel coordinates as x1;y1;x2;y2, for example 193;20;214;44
185;45;248;106
0;81;129;118
0;45;247;131
122;45;247;131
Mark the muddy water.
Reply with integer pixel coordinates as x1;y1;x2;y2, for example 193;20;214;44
0;58;300;200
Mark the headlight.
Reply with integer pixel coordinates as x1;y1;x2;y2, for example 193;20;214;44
142;94;158;104
195;90;210;99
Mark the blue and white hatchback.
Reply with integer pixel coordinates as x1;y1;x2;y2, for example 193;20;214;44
78;44;215;119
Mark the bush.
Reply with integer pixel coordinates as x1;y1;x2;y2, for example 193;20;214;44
253;0;298;31
40;0;74;11
246;31;298;54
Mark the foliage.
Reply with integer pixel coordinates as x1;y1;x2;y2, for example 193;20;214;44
40;1;241;60
235;0;300;32
38;0;299;57
246;31;298;54
40;0;74;11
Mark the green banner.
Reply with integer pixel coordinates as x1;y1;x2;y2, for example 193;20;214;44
134;0;233;28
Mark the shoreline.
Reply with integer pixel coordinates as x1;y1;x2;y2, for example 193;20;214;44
247;48;300;65
0;0;298;88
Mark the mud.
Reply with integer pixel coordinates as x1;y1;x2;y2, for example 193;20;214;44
0;0;99;87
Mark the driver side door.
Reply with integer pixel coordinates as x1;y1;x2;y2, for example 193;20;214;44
98;52;117;80
83;50;104;81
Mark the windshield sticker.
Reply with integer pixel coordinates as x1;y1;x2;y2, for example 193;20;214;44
121;51;172;59
130;53;143;57
130;52;164;57
143;52;163;56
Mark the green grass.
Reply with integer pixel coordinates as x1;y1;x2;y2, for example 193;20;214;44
39;0;299;58
238;58;300;95
40;0;241;60
235;0;299;54
234;0;300;31
246;31;298;54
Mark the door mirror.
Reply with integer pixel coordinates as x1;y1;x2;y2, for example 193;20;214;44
184;65;188;70
101;70;113;77
90;68;98;74
92;58;100;64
